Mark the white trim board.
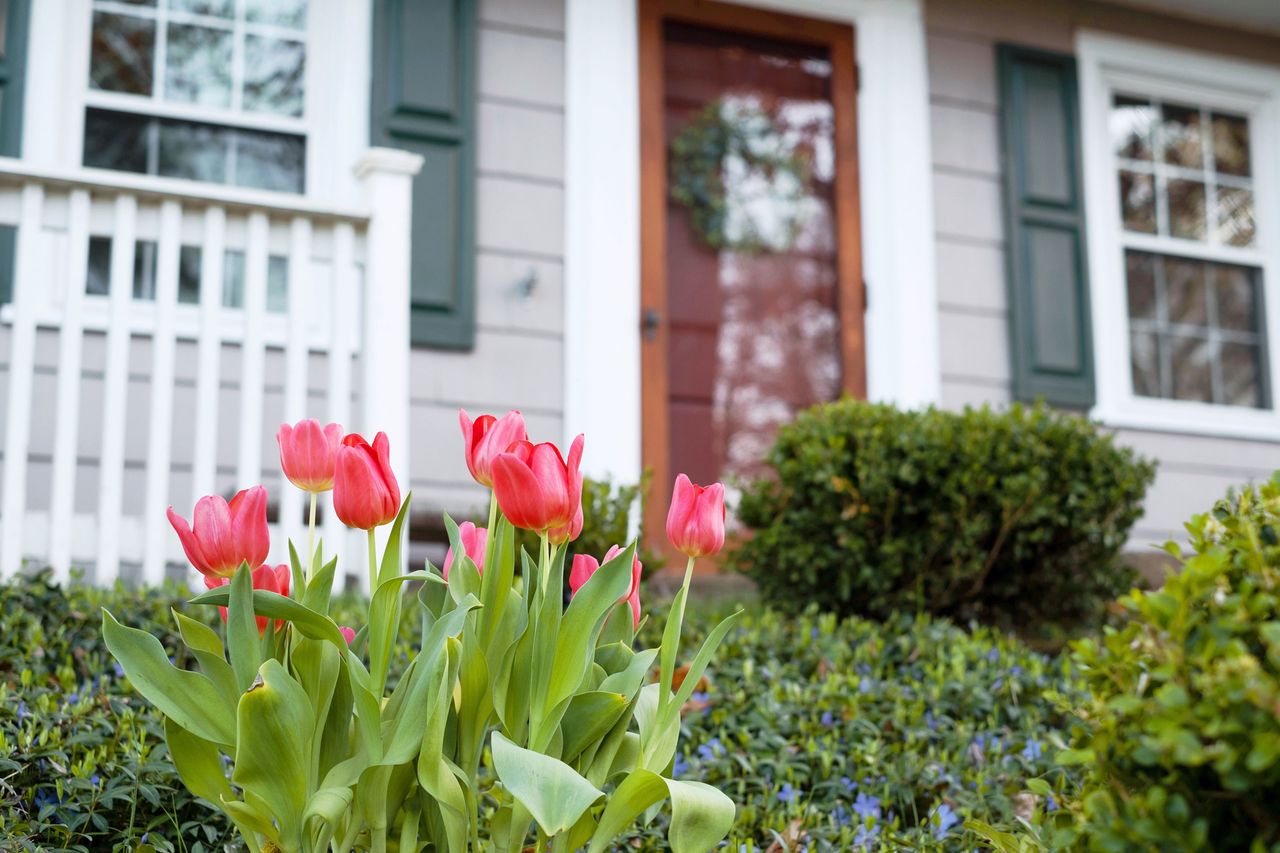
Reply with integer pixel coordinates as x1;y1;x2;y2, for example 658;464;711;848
562;0;939;483
1077;31;1280;441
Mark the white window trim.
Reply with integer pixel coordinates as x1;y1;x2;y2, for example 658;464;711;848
563;0;939;483
22;0;370;206
1078;31;1280;441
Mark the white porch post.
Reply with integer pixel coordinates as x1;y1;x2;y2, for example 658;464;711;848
355;147;423;586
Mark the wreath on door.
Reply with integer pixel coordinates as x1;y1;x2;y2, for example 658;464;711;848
668;98;813;253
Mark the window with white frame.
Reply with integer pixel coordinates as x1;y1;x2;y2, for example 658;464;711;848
83;0;308;193
1080;34;1280;438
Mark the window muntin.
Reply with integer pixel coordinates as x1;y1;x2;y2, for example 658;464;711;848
84;0;307;193
1110;92;1268;409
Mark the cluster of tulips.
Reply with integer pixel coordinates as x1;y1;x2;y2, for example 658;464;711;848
104;411;738;853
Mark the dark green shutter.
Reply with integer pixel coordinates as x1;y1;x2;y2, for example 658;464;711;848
0;0;29;305
997;45;1094;408
371;0;476;350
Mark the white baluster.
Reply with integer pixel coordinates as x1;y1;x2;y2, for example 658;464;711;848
279;216;312;561
191;206;225;508
48;189;91;581
0;183;45;577
141;200;181;585
324;222;356;584
237;213;268;493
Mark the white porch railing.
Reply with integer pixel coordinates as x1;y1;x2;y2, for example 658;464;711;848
0;149;421;588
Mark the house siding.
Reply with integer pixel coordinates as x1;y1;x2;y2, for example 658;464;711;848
925;0;1280;545
407;0;567;523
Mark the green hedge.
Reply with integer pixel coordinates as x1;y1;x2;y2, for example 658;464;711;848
1;572;1083;851
732;401;1155;631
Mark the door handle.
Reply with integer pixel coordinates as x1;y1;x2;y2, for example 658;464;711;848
642;308;661;341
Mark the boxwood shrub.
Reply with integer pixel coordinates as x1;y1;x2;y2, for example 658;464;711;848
991;475;1280;851
731;401;1156;630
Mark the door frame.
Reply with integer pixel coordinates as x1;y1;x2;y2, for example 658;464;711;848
638;0;865;561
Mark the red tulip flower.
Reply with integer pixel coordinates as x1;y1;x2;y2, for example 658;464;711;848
547;501;583;546
167;486;270;579
491;435;584;534
569;544;642;628
665;474;726;558
339;626;357;645
460;409;527;488
333;432;400;530
443;521;488;580
203;563;290;635
277;419;343;492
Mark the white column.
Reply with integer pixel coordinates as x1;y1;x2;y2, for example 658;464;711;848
563;0;642;484
354;148;423;588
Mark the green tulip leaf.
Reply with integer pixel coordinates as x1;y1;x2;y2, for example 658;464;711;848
226;563;261;693
561;691;629;764
164;717;233;805
586;769;735;853
491;730;604;836
172;609;239;707
377;492;413;588
304;786;355;853
190;584;348;649
303;552;340;614
102;609;236;746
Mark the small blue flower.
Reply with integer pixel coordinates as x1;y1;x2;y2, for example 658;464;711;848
992;678;1004;691
841;775;857;793
856;663;872;676
821;710;835;727
113;661;125;678
777;782;797;803
1046;793;1058;812
987;648;1000;663
833;804;851;827
16;701;27;720
810;627;819;640
852;791;881;820
90;774;101;786
1021;739;1043;761
673;753;691;777
690;690;710;706
924;710;937;730
852;822;880;849
857;679;874;694
697;738;723;760
931;803;959;839
1010;664;1024;678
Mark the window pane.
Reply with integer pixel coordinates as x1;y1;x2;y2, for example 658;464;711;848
169;0;233;16
178;245;202;304
1161;103;1203;169
1119;170;1156;233
1169;334;1212;402
223;250;245;308
165;23;232;107
246;0;307;29
244;35;305;117
1126;250;1156;320
84;108;151;174
1212;112;1250;177
133;241;158;300
267;256;288;312
1215;185;1255;247
90;11;155;95
86;236;112;296
1130;330;1160;398
1164;257;1207;326
1167;179;1205;241
1215;265;1260;333
234;129;305;193
1112;95;1156;161
1221;342;1264;408
158;119;230;182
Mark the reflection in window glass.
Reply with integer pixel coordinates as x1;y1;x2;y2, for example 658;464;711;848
267;256;289;312
86;237;112;296
90;11;155;95
178;245;202;304
246;0;307;29
165;23;233;107
244;35;305;116
170;0;232;17
223;250;246;308
1111;95;1156;161
133;241;158;300
158;119;230;183
235;128;306;193
84;109;151;174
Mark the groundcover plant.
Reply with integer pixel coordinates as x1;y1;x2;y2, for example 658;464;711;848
102;413;739;853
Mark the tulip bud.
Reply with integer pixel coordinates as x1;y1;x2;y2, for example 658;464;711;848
460;409;527;488
276;419;343;493
333;432;400;530
569;544;642;628
443;521;488;580
665;474;726;558
204;563;290;635
167;486;270;579
490;435;584;534
339;626;357;645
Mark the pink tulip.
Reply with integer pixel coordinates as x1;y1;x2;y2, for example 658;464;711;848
167;486;270;579
339;626;357;645
333;432;400;530
460;409;528;488
547;501;583;546
569;544;642;628
277;419;343;492
665;474;726;558
490;435;584;534
443;521;488;580
204;563;290;635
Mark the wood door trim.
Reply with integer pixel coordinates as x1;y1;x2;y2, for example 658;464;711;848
638;0;865;566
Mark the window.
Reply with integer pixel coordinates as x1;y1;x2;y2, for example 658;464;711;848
1080;34;1280;439
83;0;308;193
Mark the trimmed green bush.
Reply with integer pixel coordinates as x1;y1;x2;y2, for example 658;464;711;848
991;476;1280;852
732;401;1155;630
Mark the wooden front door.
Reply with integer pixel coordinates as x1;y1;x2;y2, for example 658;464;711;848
639;0;864;555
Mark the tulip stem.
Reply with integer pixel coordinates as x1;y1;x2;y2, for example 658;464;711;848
306;491;318;582
367;528;379;598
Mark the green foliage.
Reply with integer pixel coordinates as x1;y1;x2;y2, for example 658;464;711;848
629;604;1085;851
732;400;1155;630
1000;476;1280;852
